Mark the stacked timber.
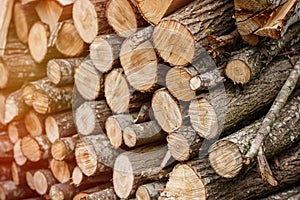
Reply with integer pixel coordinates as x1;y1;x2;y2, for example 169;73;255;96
0;0;299;199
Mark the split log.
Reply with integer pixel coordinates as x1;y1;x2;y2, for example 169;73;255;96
75;100;112;135
21;135;51;162
90;34;123;73
105;68;152;113
105;114;136;148
135;0;194;25
113;144;170;198
75;134;118;176
72;0;113;43
24;110;46;137
33;169;57;195
208;90;300;178
0;0;14;56
81;187;117;200
136;181;166;200
72;184;113;200
106;0;147;38
50;159;75;183
8;120;28;144
45;111;76;143
261;185;300;200
225;23;300;84
32;85;73;114
160;141;300;200
49;182;76;200
123;121;167;148
167;125;203;161
0;163;11;181
47;57;84;86
151;88;183;133
189;56;300;139
0;181;37;200
13;1;39;44
51;135;78;160
74;57;104;100
152;0;235;66
13;139;27;166
0;54;46;90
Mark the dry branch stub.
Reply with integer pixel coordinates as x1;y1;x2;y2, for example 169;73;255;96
152;0;234;66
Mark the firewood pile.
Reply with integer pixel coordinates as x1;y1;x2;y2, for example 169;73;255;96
0;0;299;199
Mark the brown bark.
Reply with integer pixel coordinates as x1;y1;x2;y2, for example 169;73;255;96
136;181;166;200
261;185;300;200
50;159;76;183
152;0;235;66
13;139;27;166
33;169;57;195
21;135;51;162
0;181;38;200
8;120;28;144
74;57;104;100
189;56;300;139
0;163;11;181
24;110;46;137
47;57;84;86
45;111;77;143
51;135;78;161
75;100;112;136
81;187;117;200
13;1;39;44
0;54;46;90
75;134;118;176
49;182;76;200
72;184;113;200
123;121;167;148
0;0;14;56
113;144;170;198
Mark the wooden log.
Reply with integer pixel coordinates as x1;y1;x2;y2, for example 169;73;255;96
152;0;234;66
208;90;300;178
261;185;300;200
74;57;104;100
136;181;166;200
135;0;194;25
106;0;147;38
225;23;300;84
47;57;84;86
33;169;57;195
45;111;77;143
151;88;183;133
81;187;117;200
105;68;152;114
234;0;269;12
167;125;203;161
105;114;136;148
32;85;73;114
49;182;76;200
0;54;46;90
25;170;36;191
13;139;27;166
123;121;167;148
8;120;28;144
50;159;76;183
113;144;170;198
75;134;118;176
0;0;14;56
189;56;300;139
13;1;39;44
0;181;38;200
90;34;123;73
0;163;12;181
51;135;78;160
21;135;51;162
72;0;113;43
75;101;112;136
24;110;46;137
160;141;300;200
72;184;113;200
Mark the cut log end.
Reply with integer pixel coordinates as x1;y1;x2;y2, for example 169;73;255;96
45;116;59;143
8;124;19;144
13;139;27;166
225;59;251;84
13;2;29;44
72;166;83;186
189;76;203;91
11;162;20;185
105;117;123;148
75;103;97;136
22;84;37;106
21;136;41;162
24;111;43;137
28;22;48;63
189;98;218;139
107;0;138;37
0;61;9;89
113;154;133;198
209;140;243;178
51;140;66;161
50;159;71;183
72;0;98;43
47;59;62;85
166;66;196;101
153;20;195;66
25;171;35;190
33;170;52;195
136;186;151;200
167;133;191;161
32;91;49;114
123;127;137;148
152;89;182;133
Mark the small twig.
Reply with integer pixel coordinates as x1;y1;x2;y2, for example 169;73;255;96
245;60;300;162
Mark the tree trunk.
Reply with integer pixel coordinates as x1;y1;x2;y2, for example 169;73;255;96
208;90;300;178
47;57;84;86
75;134;118;176
24;110;46;137
75;100;112;136
113;144;170;198
50;159;76;183
136;181;166;200
21;135;51;162
0;181;38;200
45;111;77;143
8;120;28;144
51;135;78;161
189;56;300;139
123;121;167;148
33;169;57;195
152;0;235;66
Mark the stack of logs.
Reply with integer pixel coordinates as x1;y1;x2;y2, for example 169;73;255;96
0;0;299;199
